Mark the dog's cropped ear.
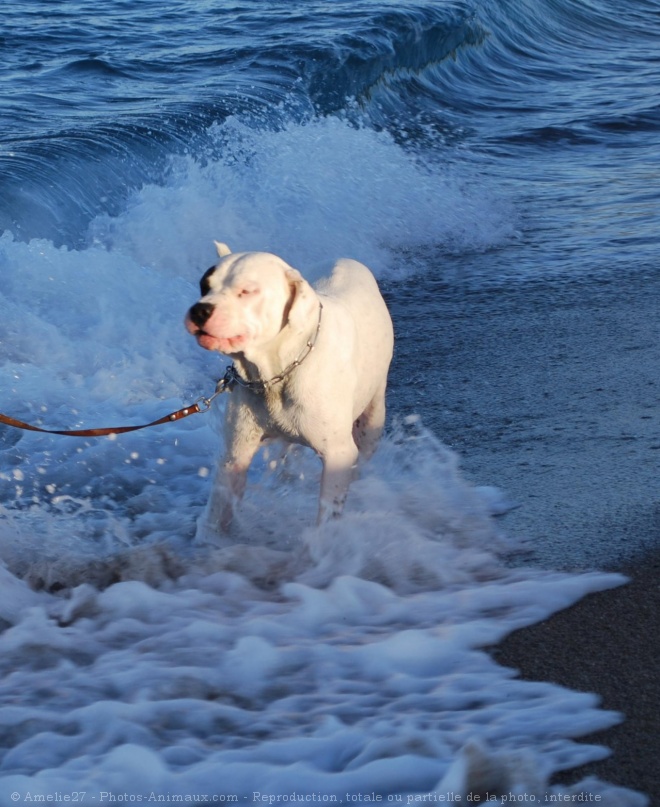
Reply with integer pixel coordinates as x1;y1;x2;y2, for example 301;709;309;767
214;241;232;258
284;268;318;331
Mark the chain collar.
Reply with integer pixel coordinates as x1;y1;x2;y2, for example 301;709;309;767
218;302;323;395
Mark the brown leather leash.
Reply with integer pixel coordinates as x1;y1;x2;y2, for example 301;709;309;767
0;403;203;438
0;333;322;439
0;375;231;439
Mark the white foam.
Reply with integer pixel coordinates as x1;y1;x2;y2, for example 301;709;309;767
0;551;636;802
0;395;642;802
87;115;517;280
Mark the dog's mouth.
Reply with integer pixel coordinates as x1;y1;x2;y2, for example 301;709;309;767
195;330;247;353
185;314;247;352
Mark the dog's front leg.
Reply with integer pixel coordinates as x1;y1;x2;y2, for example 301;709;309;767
209;457;253;530
317;441;359;523
195;414;263;544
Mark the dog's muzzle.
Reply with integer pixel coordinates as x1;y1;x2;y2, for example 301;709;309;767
188;302;214;330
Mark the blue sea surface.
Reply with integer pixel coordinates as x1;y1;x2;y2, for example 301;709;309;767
0;1;657;802
1;0;658;275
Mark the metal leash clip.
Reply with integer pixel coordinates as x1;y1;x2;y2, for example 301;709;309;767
193;365;240;412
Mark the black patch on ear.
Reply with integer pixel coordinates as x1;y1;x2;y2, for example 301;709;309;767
199;265;216;296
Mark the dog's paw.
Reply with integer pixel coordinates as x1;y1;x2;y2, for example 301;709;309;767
193;518;234;549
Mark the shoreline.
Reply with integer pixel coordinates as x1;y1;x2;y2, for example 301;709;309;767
494;550;660;800
388;267;660;800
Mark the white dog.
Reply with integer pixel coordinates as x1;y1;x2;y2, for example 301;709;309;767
185;242;394;534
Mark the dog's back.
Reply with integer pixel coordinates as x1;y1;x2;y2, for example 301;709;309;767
315;258;393;391
315;258;394;414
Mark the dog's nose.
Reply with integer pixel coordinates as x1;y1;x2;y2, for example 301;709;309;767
188;302;214;328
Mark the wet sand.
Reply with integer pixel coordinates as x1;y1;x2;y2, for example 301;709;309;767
388;267;660;801
494;551;660;800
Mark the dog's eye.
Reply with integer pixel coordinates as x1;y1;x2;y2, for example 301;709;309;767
199;266;216;296
237;287;259;299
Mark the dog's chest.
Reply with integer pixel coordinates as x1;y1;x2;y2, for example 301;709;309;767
237;386;310;445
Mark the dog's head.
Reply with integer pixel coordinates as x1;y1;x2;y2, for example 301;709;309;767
185;242;317;356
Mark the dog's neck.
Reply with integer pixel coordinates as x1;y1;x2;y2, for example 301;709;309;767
227;302;323;393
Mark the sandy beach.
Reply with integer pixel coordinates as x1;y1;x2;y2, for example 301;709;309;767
389;267;660;802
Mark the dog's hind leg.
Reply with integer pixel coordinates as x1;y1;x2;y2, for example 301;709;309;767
352;381;387;462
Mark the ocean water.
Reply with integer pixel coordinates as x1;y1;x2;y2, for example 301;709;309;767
0;0;658;802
